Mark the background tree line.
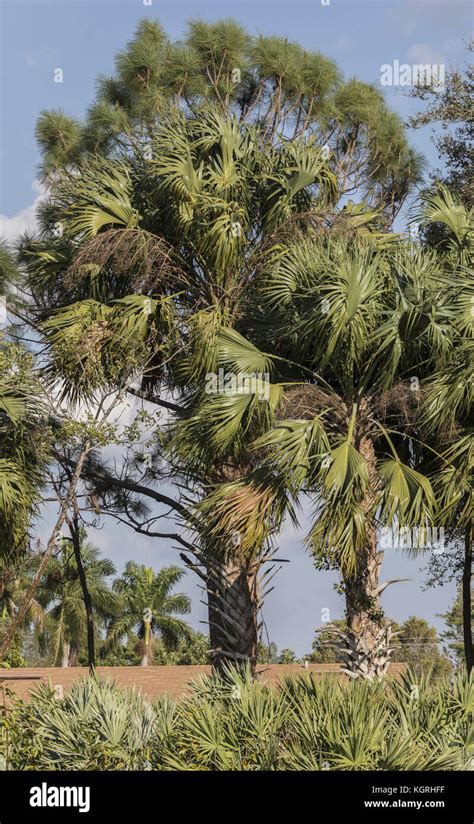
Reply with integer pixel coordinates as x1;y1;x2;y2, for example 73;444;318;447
1;526;466;676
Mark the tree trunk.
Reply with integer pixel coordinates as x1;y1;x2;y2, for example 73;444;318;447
141;620;151;666
341;433;390;680
68;645;79;667
70;517;95;672
181;551;261;676
462;522;473;675
207;556;260;675
342;526;390;679
345;527;382;642
61;642;70;668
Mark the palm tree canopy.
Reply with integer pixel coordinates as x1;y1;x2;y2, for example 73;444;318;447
0;340;48;560
178;190;472;573
107;563;192;653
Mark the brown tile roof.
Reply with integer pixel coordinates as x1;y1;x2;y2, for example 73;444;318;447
0;663;407;703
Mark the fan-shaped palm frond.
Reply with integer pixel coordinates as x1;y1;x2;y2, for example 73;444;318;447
58;158;140;239
413;184;473;258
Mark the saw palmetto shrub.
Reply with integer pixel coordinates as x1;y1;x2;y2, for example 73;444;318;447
1;668;472;771
1;678;161;771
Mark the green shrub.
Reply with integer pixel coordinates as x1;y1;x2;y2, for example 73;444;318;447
1;668;472;771
2;678;160;770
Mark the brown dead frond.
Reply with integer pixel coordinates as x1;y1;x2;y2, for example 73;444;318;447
279;383;347;422
66;228;186;292
375;381;424;426
253;211;328;263
255;207;384;262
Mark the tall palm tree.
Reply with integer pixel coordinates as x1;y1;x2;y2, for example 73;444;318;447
184;211;471;678
37;539;117;667
106;563;191;666
18;18;424;672
23;112;338;673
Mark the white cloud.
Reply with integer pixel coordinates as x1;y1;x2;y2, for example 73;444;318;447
0;181;43;242
406;43;446;66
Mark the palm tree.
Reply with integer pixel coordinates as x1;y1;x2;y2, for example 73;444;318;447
185;205;471;678
0;555;45;663
37;539;117;667
19;18;424;672
106;563;192;666
24;112;338;673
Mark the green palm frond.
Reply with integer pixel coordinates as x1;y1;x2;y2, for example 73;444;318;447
422;341;474;432
216;327;274;375
308;498;368;574
110;293;175;341
59;158;140;238
176;382;283;457
261;140;338;232
378;458;435;529
414;185;473;257
431;435;473;528
324;439;369;498
0;459;31;512
253;417;329;491
0;384;26;423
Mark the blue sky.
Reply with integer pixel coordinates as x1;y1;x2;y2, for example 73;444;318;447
0;0;471;654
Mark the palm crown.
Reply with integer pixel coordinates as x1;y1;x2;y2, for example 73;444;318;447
106;563;191;666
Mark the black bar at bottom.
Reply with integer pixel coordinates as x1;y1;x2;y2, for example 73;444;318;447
0;770;470;822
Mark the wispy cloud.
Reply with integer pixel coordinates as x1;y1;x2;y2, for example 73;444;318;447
406;42;446;65
0;180;43;241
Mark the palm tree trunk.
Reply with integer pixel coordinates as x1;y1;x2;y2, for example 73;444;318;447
68;645;79;666
343;527;387;678
181;551;261;675
207;556;260;675
462;522;473;675
141;621;151;666
61;641;70;668
342;434;388;679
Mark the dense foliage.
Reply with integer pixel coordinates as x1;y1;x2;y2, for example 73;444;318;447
2;668;472;771
0;16;471;680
